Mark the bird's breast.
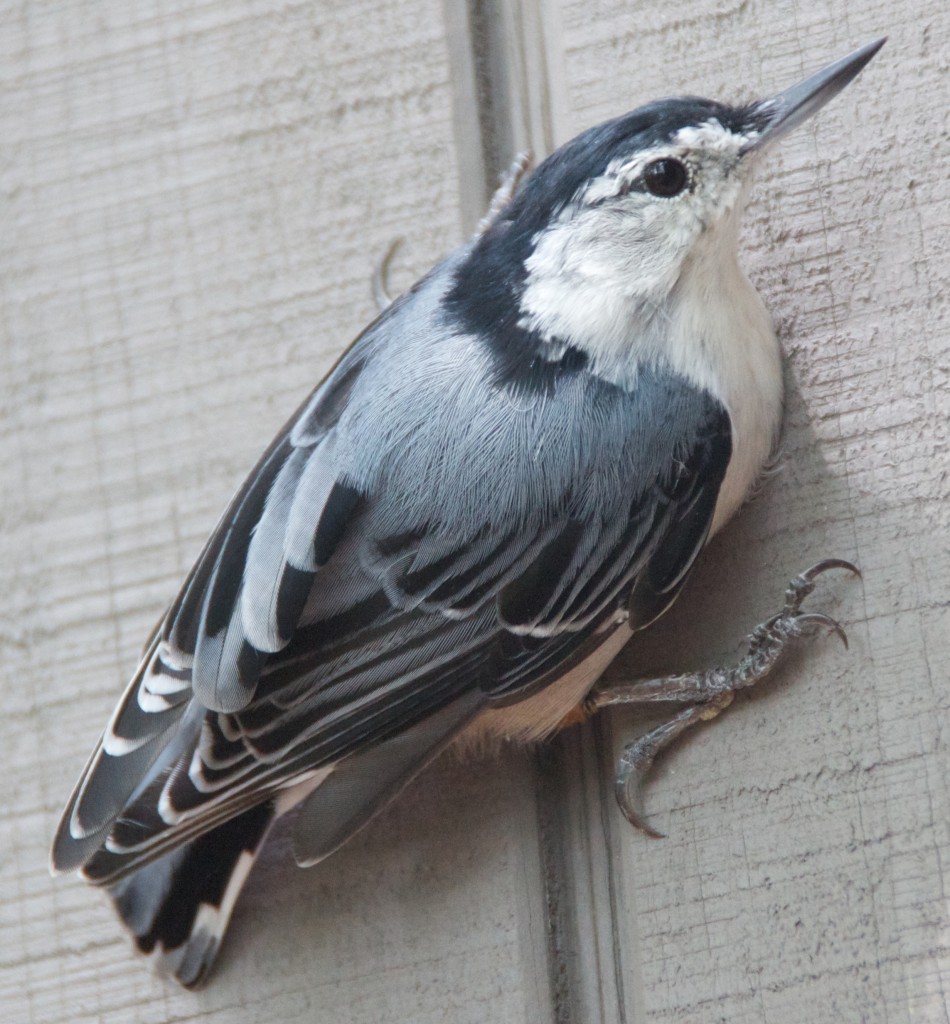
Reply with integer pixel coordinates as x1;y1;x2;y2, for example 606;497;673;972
664;257;784;534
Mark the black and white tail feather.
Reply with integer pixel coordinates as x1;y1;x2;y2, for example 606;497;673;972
98;691;484;988
108;803;276;988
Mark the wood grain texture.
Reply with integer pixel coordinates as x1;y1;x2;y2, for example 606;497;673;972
0;3;551;1022
550;1;950;1021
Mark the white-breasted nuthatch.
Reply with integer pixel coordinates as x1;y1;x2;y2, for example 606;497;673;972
51;38;883;987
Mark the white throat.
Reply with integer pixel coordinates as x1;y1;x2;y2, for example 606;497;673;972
668;230;784;531
517;206;783;532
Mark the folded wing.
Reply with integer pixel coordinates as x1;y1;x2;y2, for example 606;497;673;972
52;275;732;885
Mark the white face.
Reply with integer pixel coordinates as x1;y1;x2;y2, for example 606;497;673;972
517;118;762;381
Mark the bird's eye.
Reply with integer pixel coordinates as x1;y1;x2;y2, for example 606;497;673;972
641;158;689;198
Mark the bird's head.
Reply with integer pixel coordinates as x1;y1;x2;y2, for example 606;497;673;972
450;39;884;387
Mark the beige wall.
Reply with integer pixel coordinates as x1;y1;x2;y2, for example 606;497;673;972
1;1;946;1022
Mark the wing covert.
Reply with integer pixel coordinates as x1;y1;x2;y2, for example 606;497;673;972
53;278;733;885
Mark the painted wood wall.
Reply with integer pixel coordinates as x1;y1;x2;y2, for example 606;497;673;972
1;1;946;1021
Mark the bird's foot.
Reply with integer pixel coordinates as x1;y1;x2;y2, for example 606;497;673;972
474;152;533;237
586;559;860;837
372;153;533;312
372;237;404;312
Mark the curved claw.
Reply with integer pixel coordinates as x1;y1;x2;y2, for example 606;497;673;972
615;754;666;839
799;558;862;583
608;561;859;838
793;611;849;648
372;236;404;312
785;558;861;617
475;152;534;237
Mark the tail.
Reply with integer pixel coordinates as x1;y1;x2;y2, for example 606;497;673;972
107;802;275;988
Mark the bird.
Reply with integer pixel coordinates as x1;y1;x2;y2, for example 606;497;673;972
50;38;883;988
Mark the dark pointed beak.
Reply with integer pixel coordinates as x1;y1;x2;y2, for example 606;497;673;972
743;38;886;152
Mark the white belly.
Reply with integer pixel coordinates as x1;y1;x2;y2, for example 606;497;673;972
458;622;634;750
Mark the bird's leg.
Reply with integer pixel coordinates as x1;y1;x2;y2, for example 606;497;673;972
372;153;533;313
474;152;533;237
586;559;860;837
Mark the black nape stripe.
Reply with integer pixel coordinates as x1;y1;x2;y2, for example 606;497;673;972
445;95;751;399
443;220;589;398
486;333;589;398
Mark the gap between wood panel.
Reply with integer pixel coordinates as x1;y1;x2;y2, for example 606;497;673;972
440;3;645;1021
442;0;566;231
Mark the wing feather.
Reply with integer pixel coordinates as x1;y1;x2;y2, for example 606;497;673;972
53;265;734;891
291;690;486;867
240;447;312;653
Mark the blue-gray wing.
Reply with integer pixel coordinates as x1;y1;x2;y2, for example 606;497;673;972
51;263;731;881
